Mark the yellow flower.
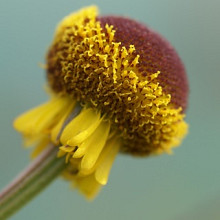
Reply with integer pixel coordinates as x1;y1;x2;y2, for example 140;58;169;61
13;6;189;199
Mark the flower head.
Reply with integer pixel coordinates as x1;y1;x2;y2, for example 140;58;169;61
14;6;189;199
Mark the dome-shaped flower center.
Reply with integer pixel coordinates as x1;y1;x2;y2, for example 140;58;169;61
46;6;188;156
98;16;188;111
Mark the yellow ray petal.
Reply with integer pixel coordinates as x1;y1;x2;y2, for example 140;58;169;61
31;136;50;158
95;137;120;185
60;108;101;146
80;121;110;172
73;118;106;158
23;134;44;148
68;115;102;146
73;173;102;200
51;101;76;144
14;96;71;138
33;97;70;134
59;145;76;153
57;148;67;158
72;139;90;158
13;102;50;134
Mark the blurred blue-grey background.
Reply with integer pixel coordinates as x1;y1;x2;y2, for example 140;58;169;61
0;0;219;219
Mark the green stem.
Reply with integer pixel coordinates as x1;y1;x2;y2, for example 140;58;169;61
0;145;66;219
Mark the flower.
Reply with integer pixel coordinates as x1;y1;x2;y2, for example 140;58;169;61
13;6;189;199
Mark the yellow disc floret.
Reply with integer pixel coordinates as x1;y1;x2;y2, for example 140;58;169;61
47;6;188;156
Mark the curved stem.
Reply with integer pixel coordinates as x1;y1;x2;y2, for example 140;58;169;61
0;145;66;219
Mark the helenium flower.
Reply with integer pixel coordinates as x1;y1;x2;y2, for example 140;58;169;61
0;5;189;218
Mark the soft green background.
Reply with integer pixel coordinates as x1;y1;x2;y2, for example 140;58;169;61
0;0;219;219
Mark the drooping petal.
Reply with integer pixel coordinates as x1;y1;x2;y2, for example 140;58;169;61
14;96;71;138
31;136;50;158
80;121;110;172
51;101;76;144
95;137;120;185
60;108;102;146
73;173;102;200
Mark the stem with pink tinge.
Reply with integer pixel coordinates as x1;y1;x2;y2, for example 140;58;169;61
0;144;66;219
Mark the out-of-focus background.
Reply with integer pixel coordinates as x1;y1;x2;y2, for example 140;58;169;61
0;0;219;219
